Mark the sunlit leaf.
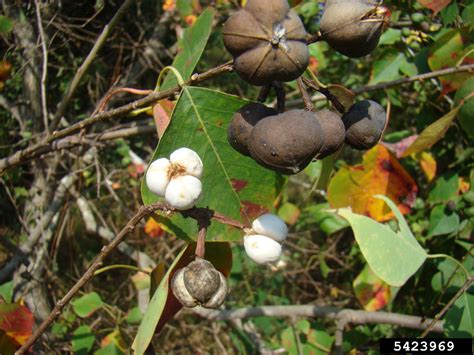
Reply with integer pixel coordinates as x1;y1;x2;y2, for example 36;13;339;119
72;292;104;318
328;145;418;222
334;198;427;287
402;107;460;157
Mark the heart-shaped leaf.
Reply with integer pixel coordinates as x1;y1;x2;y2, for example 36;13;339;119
334;196;427;287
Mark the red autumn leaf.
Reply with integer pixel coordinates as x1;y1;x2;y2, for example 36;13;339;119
383;135;419;158
327;145;418;222
353;265;393;311
0;303;34;346
418;0;451;15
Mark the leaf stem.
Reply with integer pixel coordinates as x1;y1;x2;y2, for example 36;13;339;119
427;254;470;281
94;264;150;276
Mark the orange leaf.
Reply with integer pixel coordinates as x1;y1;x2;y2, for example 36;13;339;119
144;218;165;238
0;303;34;346
419;152;437;182
328;145;418;222
418;0;451;15
459;177;470;194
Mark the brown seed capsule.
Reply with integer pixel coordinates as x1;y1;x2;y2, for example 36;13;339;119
248;109;324;174
320;0;388;58
313;109;346;159
343;100;387;150
171;259;228;309
228;103;278;156
223;0;309;86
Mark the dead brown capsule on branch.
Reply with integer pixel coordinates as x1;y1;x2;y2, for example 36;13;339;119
227;103;278;156
320;0;389;58
313;109;346;159
171;258;227;309
223;0;309;86
248;109;324;174
343;100;387;150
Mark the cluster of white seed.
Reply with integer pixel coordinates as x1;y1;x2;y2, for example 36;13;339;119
146;148;203;210
244;213;288;264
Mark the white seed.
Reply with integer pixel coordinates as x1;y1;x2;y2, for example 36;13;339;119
203;271;228;309
146;158;172;197
171;268;198;308
170;148;203;178
244;235;282;264
252;213;288;242
165;175;202;210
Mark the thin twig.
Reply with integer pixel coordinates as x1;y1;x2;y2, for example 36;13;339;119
16;203;246;353
0;62;234;174
50;0;135;131
419;276;474;338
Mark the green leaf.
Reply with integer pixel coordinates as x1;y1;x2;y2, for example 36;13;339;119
94;344;124;355
402;107;460;157
334;206;427;287
0;281;13;303
160;9;214;90
72;325;95;355
429;172;459;204
428;205;460;237
431;256;474;294
309;203;349;235
445;292;474;338
0;16;13;33
125;307;143;325
142;87;285;241
72;292;104;318
375;195;415;242
369;49;406;84
379;29;402;45
454;77;474;139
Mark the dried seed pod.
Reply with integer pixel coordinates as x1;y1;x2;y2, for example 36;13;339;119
171;259;228;309
343;100;387;150
248;109;324;174
313;109;346;159
183;259;222;304
170;268;199;308
223;0;309;86
320;0;389;58
227;103;278;156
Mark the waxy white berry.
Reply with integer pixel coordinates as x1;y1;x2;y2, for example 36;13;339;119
170;148;203;178
146;158;172;197
165;175;202;210
252;213;288;242
244;234;282;264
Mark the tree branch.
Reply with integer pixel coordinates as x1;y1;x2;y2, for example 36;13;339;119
0;62;234;174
